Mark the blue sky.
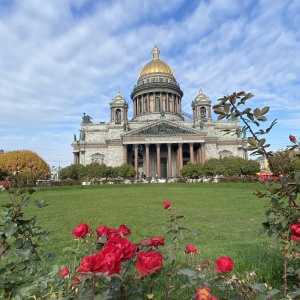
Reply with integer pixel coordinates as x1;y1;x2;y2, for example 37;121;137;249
0;0;299;168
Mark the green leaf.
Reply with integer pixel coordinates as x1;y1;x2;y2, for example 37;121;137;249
179;268;196;277
246;145;258;151
249;283;267;292
260;106;270;115
267;289;280;296
224;103;230;113
257;138;266;147
247;137;257;146
258;116;267;121
34;200;49;208
255;295;268;300
294;172;300;181
214;108;225;115
4;223;18;238
253;108;261;118
289;289;300;297
17;247;32;260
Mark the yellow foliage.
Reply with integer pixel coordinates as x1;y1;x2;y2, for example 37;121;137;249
0;150;50;178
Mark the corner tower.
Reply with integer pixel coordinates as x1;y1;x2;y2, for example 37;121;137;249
191;89;212;121
131;45;184;121
109;91;128;124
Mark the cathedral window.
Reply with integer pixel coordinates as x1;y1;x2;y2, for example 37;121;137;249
116;109;121;124
151;78;155;82
139;99;142;114
160;78;163;82
200;107;206;119
155;97;160;112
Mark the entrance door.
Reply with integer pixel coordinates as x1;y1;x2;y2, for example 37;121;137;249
161;157;167;178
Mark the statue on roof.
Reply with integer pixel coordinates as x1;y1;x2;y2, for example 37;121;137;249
82;113;93;124
200;120;205;129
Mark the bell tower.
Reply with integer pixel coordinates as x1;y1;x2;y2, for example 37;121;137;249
109;91;128;124
191;89;212;121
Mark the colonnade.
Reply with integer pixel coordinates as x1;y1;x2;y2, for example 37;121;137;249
123;142;205;178
132;92;182;117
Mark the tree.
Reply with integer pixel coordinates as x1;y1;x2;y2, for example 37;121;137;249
180;162;204;178
59;164;82;180
115;164;136;178
223;157;260;176
0;150;49;179
203;158;225;177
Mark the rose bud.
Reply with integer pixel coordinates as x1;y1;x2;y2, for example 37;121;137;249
163;200;171;209
60;266;70;277
289;135;297;143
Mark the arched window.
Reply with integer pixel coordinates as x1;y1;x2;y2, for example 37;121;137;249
115;109;121;124
139;99;142;114
155;97;160;112
200;107;206;119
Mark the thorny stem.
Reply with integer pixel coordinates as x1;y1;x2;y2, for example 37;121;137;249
231;102;298;208
164;259;175;300
283;247;287;297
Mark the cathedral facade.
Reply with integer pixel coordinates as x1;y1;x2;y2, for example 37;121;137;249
72;45;248;178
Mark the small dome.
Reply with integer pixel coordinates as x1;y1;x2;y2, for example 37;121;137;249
139;45;174;79
194;89;210;102
112;91;125;102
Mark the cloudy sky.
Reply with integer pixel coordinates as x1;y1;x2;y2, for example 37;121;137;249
0;0;299;168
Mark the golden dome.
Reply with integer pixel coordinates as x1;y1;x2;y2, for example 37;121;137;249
139;45;174;78
112;91;126;103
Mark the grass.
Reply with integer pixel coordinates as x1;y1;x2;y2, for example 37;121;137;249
0;182;284;297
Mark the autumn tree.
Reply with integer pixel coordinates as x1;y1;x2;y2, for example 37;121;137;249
0;150;49;179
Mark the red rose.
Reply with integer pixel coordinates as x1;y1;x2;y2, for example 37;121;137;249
214;256;234;273
164;200;171;209
60;266;70;277
96;225;116;239
73;276;80;284
289;135;297;143
196;286;218;300
104;236;136;261
72;223;91;239
139;239;152;247
136;250;163;275
77;254;98;273
116;224;131;237
77;246;122;275
290;222;300;242
185;244;199;254
150;236;165;247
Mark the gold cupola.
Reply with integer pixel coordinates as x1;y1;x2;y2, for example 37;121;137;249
139;45;174;79
131;45;183;122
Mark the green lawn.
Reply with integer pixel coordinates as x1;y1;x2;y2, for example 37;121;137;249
0;182;283;297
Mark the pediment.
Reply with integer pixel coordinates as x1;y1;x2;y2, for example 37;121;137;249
122;120;204;138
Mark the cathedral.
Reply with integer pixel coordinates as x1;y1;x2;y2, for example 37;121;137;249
72;45;248;178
